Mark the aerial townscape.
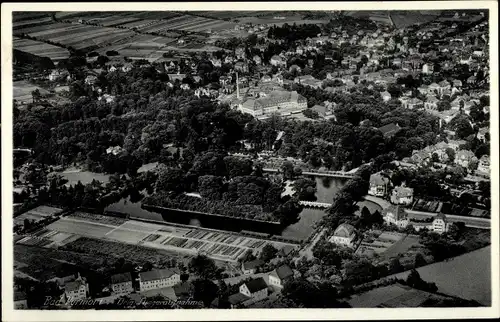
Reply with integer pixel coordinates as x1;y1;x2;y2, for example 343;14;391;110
11;9;492;310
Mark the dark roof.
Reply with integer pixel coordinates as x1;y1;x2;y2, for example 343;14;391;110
242;259;264;270
228;293;250;305
139;268;179;282
111;272;132;284
244;277;268;293
384;205;408;221
270;265;294;280
378;123;401;137
434;212;447;221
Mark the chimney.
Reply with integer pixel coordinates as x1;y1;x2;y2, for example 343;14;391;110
236;71;240;100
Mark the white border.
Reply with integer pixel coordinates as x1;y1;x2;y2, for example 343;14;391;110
2;2;499;321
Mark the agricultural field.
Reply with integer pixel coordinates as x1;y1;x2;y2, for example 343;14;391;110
13;37;70;62
14;205;63;226
27;213;297;263
16;22;135;51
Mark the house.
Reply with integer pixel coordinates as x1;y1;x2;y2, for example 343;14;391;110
383;205;409;228
390;183;414;206
106;146;124;155
477;127;488;142
311;104;333;118
110;272;134;294
268;265;294;288
422;63;434;75
238;277;268;304
49;69;69;81
438;80;451;94
402;98;424;109
173;281;194;301
431;213;449;234
234;61;249;73
456;150;477;168
270;55;286;67
378;123;401;138
60;273;90;303
476;155;490;175
14;291;28;309
241;259;264;275
424;95;439;110
122;63;133;72
329;223;357;248
452;79;463;88
368;173;390;197
235;47;246;59
381;91;392;102
467;75;476;84
139;268;181;292
253;55;262;65
428;82;440;95
85;75;97;85
288;64;302;73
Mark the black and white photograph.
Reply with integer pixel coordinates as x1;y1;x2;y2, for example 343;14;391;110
1;1;499;321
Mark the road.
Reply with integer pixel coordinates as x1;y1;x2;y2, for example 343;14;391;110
405;209;490;229
298;228;327;260
363;195;490;229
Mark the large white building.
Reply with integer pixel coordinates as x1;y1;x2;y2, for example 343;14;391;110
329;223;357;248
139;268;181;292
239;90;307;118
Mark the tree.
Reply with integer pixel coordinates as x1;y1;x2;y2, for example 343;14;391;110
273;198;303;225
259;244;278;262
156;168;185;193
192;279;219;307
189;255;221;280
198;175;223;200
388;257;404;274
292;177;317;200
281;161;296;180
224;156;253;178
414;253;427;268
405;269;438;293
445;148;456;164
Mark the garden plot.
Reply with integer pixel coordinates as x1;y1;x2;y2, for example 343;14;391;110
356;231;420;260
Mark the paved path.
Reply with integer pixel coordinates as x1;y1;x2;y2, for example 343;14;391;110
299;228;327;260
363;195;391;209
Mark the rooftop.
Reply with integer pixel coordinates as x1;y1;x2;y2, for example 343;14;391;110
270;265;294;281
139;268;180;283
244;277;268;293
111;272;132;284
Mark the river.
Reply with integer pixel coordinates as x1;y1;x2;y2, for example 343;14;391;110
105;176;351;240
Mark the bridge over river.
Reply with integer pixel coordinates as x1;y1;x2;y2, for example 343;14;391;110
263;168;355;179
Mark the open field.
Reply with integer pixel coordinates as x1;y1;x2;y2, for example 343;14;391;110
47;218;116;238
13;80;49;103
58;169;111;186
14;205;63;226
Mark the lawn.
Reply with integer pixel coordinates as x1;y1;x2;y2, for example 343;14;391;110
59;170;111;186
